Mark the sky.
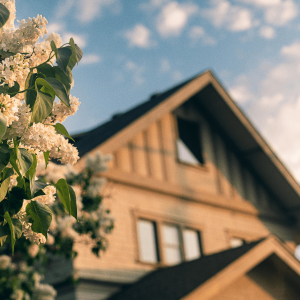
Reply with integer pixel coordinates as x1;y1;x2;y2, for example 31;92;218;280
14;0;300;181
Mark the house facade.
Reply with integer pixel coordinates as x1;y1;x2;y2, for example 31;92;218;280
58;71;300;299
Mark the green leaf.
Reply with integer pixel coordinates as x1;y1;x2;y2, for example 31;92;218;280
53;66;71;95
0;3;10;29
0;84;9;94
25;154;37;197
53;123;74;142
4;212;15;254
0;49;15;60
56;178;77;219
25;72;38;109
68;184;77;220
57;47;72;72
26;200;52;238
0;111;7;140
50;41;58;57
17;148;33;176
7;187;25;215
0;235;7;247
9;151;20;176
16;175;25;189
30;87;54;123
32;179;47;197
67;38;83;70
0;144;10;173
36;77;70;107
0;218;21;248
7;81;20;97
44;151;50;169
2;167;14;181
0;177;9;202
37;63;55;78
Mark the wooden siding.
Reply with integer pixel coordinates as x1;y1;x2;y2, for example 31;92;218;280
74;107;296;279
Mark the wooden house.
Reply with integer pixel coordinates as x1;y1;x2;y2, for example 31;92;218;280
58;70;300;299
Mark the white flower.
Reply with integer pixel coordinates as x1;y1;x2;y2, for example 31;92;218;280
0;254;11;269
28;243;39;258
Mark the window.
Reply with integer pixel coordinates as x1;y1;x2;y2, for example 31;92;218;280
137;218;202;265
176;117;204;165
137;219;159;263
230;237;246;248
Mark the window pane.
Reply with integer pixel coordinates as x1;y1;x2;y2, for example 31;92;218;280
230;237;244;248
137;220;158;263
183;229;201;261
164;248;182;265
177;139;200;165
162;224;182;265
162;224;180;245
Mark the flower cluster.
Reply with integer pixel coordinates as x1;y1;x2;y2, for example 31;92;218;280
21;122;79;165
0;0;83;252
0;255;56;300
0;152;114;299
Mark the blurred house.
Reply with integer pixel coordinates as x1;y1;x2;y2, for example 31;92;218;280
61;70;300;299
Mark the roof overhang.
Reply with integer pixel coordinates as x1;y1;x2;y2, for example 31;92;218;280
86;70;300;212
182;236;300;300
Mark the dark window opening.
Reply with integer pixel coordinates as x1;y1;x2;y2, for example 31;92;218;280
176;117;204;165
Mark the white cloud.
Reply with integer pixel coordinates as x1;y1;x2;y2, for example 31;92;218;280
231;40;300;181
46;22;65;34
189;26;205;39
62;32;87;48
160;59;171;73
76;0;120;23
264;0;298;26
156;2;199;36
125;61;145;85
241;0;281;7
281;42;300;59
54;0;120;23
259;25;275;39
124;24;154;48
204;0;255;31
241;0;298;26
189;26;217;45
229;85;253;104
80;54;101;65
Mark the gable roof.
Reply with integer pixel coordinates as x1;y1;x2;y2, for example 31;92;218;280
107;237;300;300
73;75;196;157
73;70;300;211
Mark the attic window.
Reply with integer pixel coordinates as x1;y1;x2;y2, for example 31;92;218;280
176;117;204;165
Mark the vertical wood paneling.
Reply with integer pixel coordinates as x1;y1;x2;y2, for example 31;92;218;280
201;119;215;165
160;114;177;183
131;132;149;177
146;121;165;180
214;134;232;198
244;169;257;205
116;144;132;173
157;120;168;180
230;152;246;200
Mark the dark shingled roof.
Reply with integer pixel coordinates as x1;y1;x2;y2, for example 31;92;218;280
73;74;199;157
107;239;263;300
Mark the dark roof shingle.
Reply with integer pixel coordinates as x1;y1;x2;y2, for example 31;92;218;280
107;239;263;300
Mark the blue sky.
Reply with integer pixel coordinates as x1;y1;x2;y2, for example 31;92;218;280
15;0;300;180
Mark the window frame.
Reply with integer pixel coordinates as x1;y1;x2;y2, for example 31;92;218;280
133;210;204;266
